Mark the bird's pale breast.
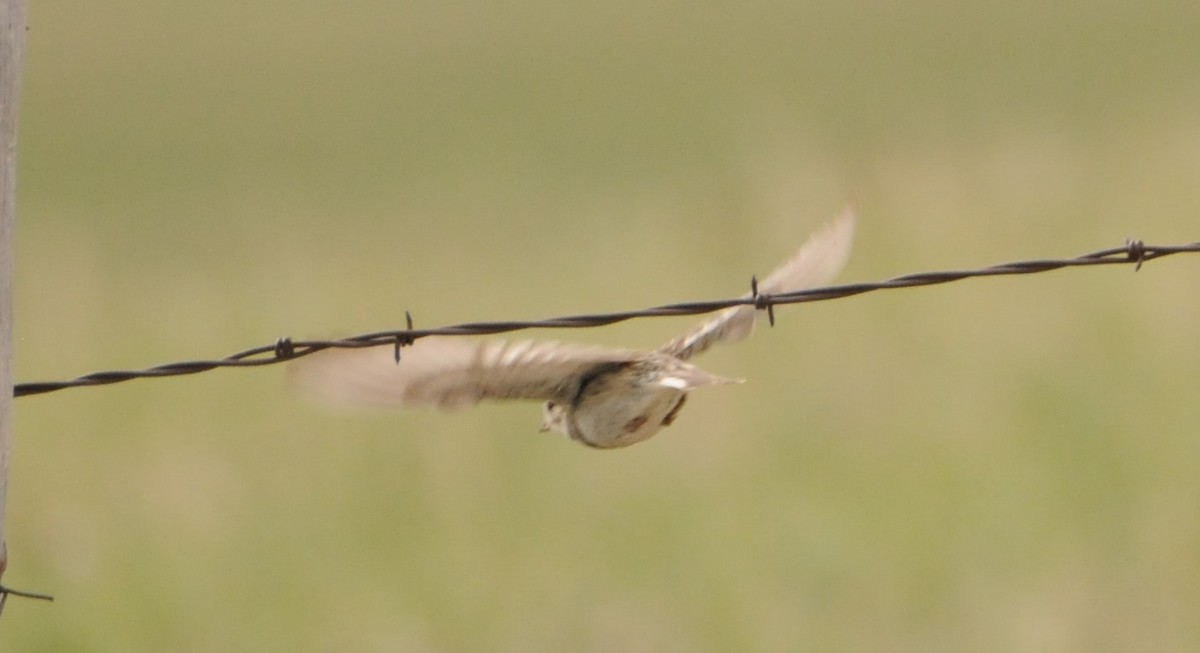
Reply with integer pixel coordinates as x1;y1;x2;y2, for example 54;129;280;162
567;361;687;449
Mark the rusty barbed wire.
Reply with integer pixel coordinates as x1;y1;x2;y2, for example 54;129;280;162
13;239;1199;398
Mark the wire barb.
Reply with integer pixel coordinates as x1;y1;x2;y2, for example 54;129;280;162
273;337;295;361
393;311;415;364
0;583;55;617
0;585;53;601
1125;238;1146;271
11;238;1200;398
750;274;775;327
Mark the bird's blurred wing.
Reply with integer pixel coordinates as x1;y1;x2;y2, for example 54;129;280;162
291;336;642;410
660;202;856;360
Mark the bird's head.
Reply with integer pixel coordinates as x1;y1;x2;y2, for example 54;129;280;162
539;400;570;435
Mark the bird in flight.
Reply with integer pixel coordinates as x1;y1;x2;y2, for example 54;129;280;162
293;204;856;449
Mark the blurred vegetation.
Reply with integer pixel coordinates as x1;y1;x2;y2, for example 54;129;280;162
4;0;1200;651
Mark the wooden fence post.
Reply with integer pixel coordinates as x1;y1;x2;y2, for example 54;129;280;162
0;0;28;583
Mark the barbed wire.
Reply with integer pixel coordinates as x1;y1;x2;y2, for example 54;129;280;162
0;584;54;615
13;239;1199;398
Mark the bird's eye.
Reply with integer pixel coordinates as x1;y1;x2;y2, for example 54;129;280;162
546;401;556;409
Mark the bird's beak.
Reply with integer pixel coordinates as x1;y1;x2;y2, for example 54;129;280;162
538;425;550;433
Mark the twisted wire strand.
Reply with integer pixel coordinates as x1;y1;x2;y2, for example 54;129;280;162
13;239;1198;398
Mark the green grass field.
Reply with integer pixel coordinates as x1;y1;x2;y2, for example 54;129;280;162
5;1;1200;650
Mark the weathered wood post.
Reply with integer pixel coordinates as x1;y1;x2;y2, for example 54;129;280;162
0;0;28;586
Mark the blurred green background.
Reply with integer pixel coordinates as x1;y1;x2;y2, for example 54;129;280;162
5;1;1200;650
